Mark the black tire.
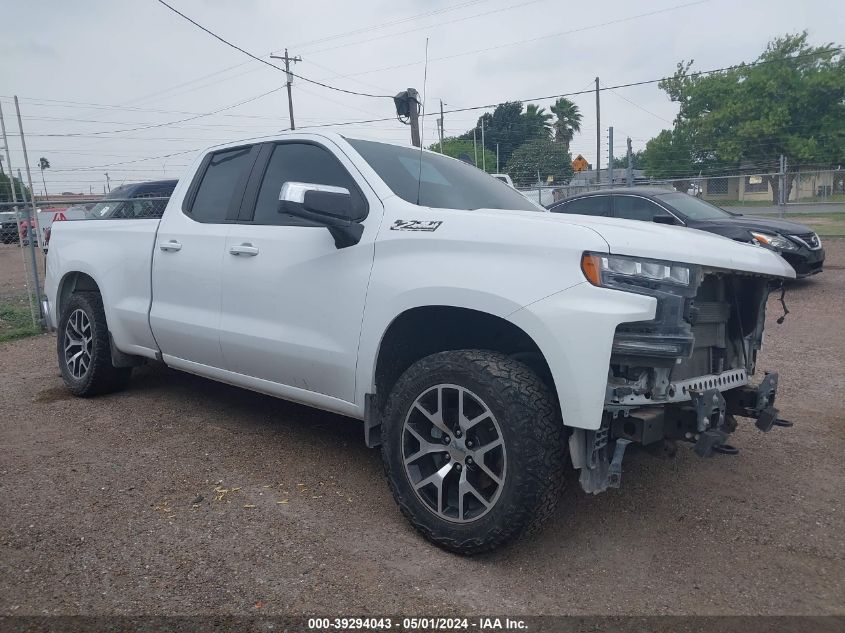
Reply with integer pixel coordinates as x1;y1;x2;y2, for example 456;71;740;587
380;350;566;554
57;292;132;397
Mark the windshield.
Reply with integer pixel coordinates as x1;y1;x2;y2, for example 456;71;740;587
346;138;541;212
654;192;733;221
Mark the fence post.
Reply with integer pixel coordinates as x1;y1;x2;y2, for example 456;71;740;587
17;170;42;326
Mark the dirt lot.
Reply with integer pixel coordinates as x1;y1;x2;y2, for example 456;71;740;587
0;241;842;616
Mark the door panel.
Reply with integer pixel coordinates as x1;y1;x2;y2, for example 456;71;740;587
219;140;379;403
150;145;257;367
150;216;229;367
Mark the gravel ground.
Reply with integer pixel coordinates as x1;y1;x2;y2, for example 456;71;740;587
0;241;842;616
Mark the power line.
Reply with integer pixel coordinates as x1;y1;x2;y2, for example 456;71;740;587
153;0;394;99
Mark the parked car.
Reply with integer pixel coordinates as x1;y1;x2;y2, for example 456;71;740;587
547;187;825;277
86;179;178;220
44;134;795;554
1;210;20;244
42;186;176;252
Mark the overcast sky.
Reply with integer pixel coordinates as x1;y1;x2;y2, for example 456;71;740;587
1;0;842;194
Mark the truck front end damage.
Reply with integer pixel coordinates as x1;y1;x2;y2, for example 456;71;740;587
573;253;792;494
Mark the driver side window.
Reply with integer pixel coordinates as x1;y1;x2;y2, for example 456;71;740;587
251;143;366;226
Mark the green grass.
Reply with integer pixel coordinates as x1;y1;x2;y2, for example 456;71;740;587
754;212;845;237
0;299;42;342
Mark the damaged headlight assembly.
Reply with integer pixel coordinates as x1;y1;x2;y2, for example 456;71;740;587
581;252;701;360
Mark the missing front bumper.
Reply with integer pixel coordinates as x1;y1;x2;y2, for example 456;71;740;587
579;373;792;494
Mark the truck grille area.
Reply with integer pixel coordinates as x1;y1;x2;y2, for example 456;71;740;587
608;271;771;405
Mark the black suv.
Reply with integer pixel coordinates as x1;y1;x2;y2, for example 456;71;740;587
548;188;824;277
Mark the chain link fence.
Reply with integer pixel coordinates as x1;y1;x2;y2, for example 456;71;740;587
516;168;845;211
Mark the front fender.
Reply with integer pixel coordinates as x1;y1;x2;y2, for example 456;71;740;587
507;282;656;430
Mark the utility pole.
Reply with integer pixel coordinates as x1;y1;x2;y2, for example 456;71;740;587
1;101;35;326
481;119;486;173
270;49;301;130
105;172;111;193
607;127;614;186
496;144;500;173
14;96;42;249
626;136;633;186
473;128;478;167
438;99;444;153
595;77;601;183
408;89;421;147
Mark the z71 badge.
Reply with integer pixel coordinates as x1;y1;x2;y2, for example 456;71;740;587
390;219;443;232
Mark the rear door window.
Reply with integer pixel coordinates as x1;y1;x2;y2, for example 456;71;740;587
552;196;611;216
187;146;257;223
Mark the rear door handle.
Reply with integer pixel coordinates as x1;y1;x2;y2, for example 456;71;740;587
159;240;182;252
229;243;259;257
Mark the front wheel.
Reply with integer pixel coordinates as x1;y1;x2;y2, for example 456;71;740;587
380;350;566;554
57;292;132;396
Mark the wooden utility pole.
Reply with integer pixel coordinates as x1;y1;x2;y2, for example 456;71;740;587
595;77;601;183
408;88;421;147
271;49;301;130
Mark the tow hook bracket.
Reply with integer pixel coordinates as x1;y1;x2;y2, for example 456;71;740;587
690;388;726;432
755;406;780;432
755;372;778;411
694;429;728;458
608;439;631;488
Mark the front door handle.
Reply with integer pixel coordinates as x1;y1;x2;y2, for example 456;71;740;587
229;243;259;257
159;240;182;252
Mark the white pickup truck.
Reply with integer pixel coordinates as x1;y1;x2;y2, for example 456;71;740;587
44;133;795;553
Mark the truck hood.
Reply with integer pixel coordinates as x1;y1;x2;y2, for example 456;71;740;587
473;208;797;279
690;215;814;236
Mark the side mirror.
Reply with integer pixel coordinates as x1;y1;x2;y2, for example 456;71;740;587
278;182;363;248
653;214;680;226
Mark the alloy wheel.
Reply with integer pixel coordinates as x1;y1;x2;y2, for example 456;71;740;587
402;384;506;523
64;308;93;379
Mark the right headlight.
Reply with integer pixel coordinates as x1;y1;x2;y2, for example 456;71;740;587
750;231;798;251
581;252;693;288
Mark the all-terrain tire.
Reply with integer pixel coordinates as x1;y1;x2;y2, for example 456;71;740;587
380;350;566;554
57;292;132;397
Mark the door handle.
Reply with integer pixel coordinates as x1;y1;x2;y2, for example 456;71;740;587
159;240;182;252
229;243;259;257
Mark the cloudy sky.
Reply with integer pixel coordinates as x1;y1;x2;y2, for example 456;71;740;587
1;0;842;195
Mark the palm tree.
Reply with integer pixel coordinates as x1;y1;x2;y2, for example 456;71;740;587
550;98;582;152
38;157;50;201
522;104;553;139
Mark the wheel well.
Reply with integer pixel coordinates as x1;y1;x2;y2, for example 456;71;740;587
373;306;556;412
58;272;100;318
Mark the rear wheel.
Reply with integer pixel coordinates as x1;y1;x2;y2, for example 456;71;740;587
57;292;131;396
381;350;565;554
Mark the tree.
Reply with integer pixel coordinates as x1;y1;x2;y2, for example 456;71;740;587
550;98;582;152
428;137;496;172
38;157;50;200
612;149;646;170
459;101;526;167
657;32;844;202
0;172;30;203
643;128;702;192
505;138;573;187
522;104;553;140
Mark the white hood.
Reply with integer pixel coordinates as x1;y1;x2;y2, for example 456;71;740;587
479;209;797;279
